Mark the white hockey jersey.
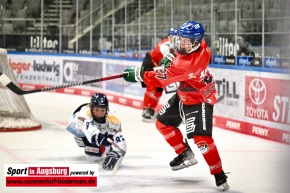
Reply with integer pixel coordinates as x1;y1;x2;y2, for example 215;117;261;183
66;104;127;155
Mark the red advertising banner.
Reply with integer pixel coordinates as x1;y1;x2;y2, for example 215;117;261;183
245;76;290;125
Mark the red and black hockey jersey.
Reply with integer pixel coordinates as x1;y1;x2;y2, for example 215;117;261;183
143;39;217;105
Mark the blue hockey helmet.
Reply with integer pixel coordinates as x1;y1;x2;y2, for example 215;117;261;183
174;21;204;54
168;27;178;36
177;21;204;44
90;93;109;122
90;93;109;109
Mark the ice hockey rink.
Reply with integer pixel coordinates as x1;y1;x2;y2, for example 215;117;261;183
1;92;290;193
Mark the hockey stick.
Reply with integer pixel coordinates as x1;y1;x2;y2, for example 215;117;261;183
107;138;126;156
0;72;128;95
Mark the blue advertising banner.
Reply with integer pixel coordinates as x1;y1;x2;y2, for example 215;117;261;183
237;56;252;66
213;55;225;64
264;57;290;69
264;57;279;68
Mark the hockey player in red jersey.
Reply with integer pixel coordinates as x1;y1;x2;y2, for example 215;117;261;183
141;27;177;122
122;21;229;191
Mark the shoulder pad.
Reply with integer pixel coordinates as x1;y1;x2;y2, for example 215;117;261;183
107;115;121;132
85;106;92;117
75;105;91;119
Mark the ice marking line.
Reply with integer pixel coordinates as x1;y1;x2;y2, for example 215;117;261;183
56;120;68;126
0;143;28;163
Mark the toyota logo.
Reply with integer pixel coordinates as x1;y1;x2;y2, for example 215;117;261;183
249;78;266;105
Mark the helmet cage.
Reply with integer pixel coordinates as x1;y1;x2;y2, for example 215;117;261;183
173;35;201;54
175;21;204;54
173;35;187;54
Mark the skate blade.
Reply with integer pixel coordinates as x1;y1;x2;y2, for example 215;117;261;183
171;159;198;171
218;182;230;192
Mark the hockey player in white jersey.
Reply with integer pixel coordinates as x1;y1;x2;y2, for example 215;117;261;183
66;93;127;173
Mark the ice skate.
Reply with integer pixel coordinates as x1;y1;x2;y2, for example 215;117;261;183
169;140;198;171
142;108;156;123
214;170;230;191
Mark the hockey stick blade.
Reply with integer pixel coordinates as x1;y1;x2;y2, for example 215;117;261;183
0;72;128;95
112;156;124;176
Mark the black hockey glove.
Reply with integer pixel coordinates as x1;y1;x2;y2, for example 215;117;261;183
96;132;114;146
102;151;120;170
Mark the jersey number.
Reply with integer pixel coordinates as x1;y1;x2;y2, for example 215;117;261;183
115;135;125;143
155;68;167;79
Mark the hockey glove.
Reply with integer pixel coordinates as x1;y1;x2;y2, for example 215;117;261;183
123;66;144;83
158;51;176;68
96;132;114;147
102;151;121;170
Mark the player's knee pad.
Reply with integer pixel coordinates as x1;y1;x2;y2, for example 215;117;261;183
156;120;184;151
156;120;183;138
193;136;214;155
156;120;174;135
156;120;183;140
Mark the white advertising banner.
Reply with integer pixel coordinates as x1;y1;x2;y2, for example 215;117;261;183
8;54;62;85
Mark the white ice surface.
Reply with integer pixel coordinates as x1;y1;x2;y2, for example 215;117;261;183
1;92;290;193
